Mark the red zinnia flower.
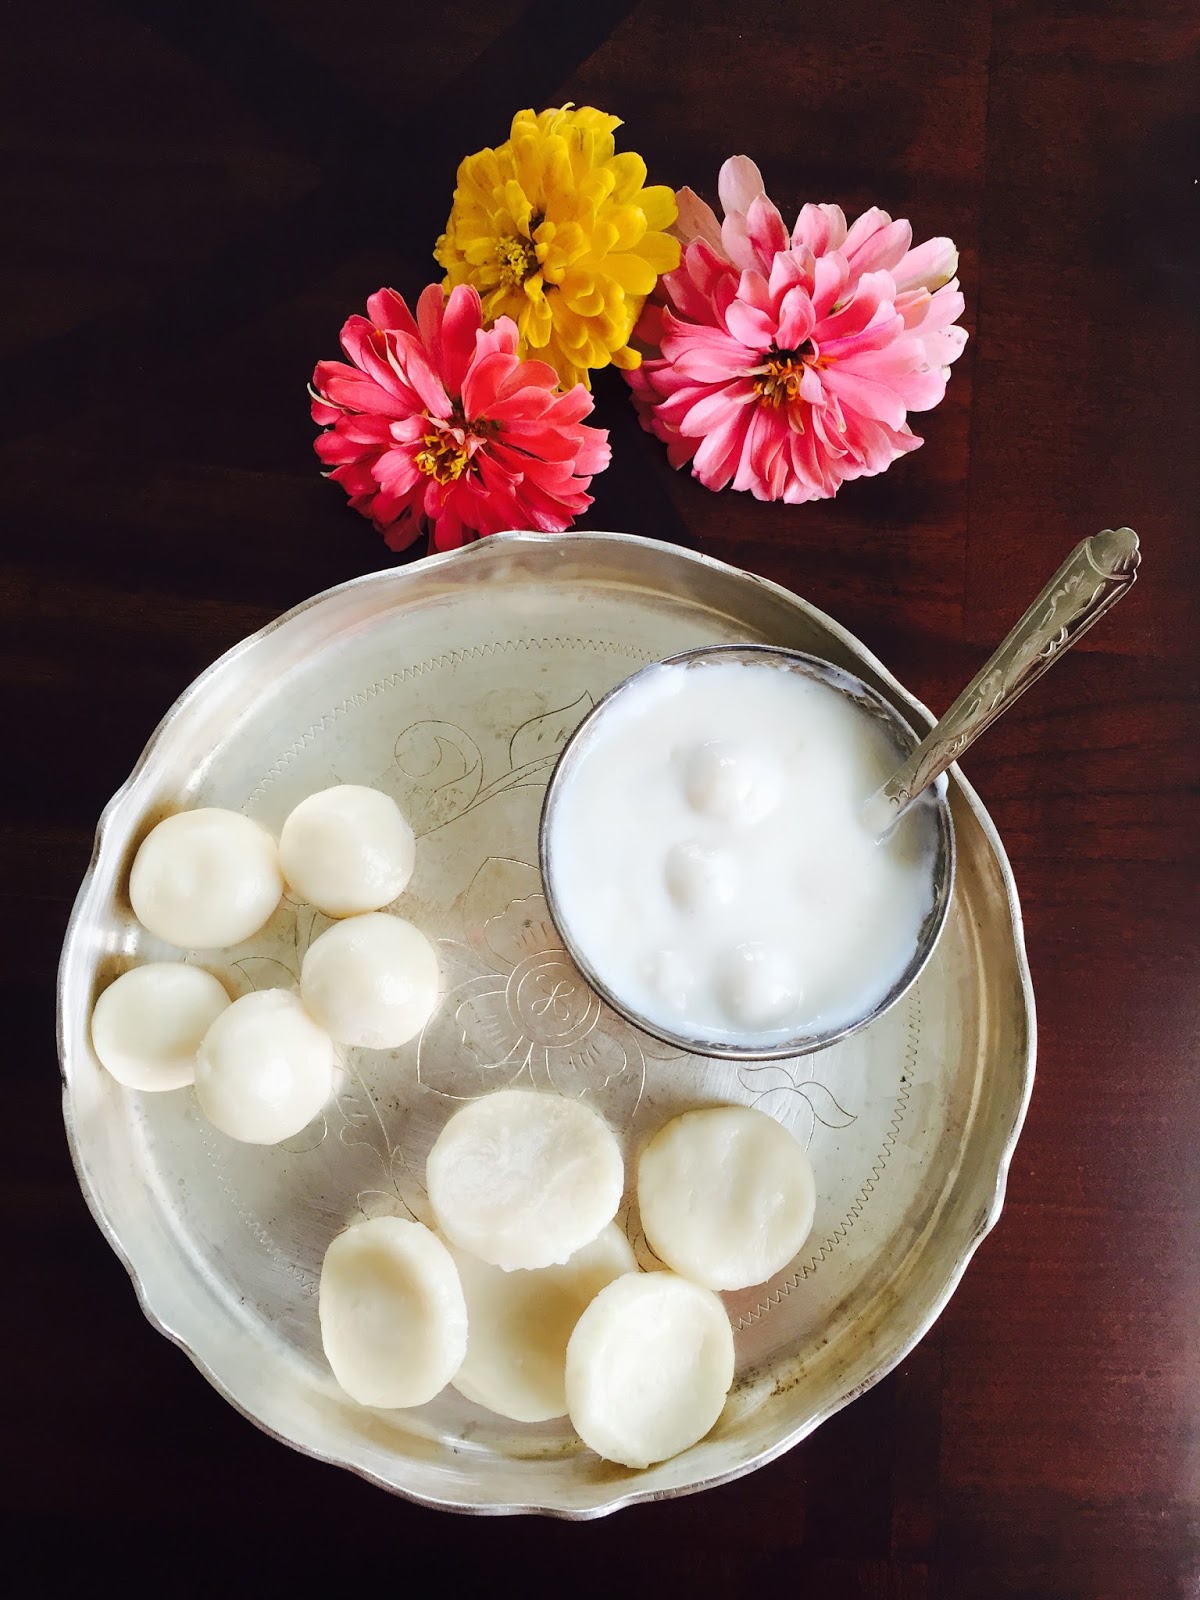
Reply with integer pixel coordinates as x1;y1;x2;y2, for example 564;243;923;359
312;284;610;551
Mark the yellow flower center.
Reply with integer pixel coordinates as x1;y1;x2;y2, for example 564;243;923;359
498;233;539;288
754;344;816;408
414;430;471;484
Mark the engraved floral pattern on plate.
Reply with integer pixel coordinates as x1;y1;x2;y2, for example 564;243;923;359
59;533;1033;1517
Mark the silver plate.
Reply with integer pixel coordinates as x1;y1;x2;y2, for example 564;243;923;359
58;530;1036;1519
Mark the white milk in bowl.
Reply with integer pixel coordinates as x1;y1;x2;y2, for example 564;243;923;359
541;656;943;1054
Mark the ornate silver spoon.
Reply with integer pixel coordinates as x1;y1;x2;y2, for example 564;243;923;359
863;527;1140;835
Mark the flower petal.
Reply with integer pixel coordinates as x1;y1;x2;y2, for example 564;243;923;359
439;284;483;397
818;309;906;359
677;379;758;436
316;414;392;453
461;348;517;418
775;285;816;350
841;206;894;258
815;270;896;344
389;337;453;419
843;216;912;277
372;446;423;497
732;404;777;494
735;268;773;315
818;365;909;430
811;252;850;318
901;282;965;334
767;248;812;303
744;194;789;266
365;287;419;339
691;403;753;489
327;459;380;495
312;359;402;416
662;316;755;381
892;236;959;293
381;516;424;552
338;318;409;399
718;155;767;217
672;185;727;256
723;297;776;349
416;283;447;368
791;202;847;256
920;324;969;367
603;251;659;297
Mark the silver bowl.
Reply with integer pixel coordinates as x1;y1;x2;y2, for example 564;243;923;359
539;643;955;1061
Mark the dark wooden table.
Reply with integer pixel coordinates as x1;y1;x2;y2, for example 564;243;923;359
4;2;1196;1592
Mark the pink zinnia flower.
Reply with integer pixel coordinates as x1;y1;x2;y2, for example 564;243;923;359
312;284;610;551
626;158;967;502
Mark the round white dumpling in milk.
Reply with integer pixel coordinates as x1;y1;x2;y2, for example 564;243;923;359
637;1104;815;1291
194;989;335;1144
91;962;230;1091
427;1090;624;1272
565;1271;735;1468
663;840;739;914
320;1217;467;1409
679;740;780;827
279;785;415;917
642;947;696;1015
299;913;438;1049
129;808;283;948
715;942;800;1030
449;1224;637;1423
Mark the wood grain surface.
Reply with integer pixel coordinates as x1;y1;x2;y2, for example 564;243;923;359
3;2;1197;1593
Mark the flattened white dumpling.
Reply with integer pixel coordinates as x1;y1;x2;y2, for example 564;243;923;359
319;1217;467;1409
449;1224;637;1422
300;912;438;1049
91;962;230;1091
194;989;335;1144
279;785;415;917
129;808;283;948
637;1104;815;1290
565;1271;734;1468
427;1090;624;1272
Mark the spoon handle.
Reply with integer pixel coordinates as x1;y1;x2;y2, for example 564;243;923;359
870;527;1141;829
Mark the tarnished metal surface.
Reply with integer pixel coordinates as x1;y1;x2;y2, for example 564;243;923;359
58;530;1035;1517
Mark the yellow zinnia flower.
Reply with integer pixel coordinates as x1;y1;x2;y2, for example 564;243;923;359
435;105;680;389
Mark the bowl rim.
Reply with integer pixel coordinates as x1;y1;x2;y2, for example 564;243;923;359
538;641;956;1061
